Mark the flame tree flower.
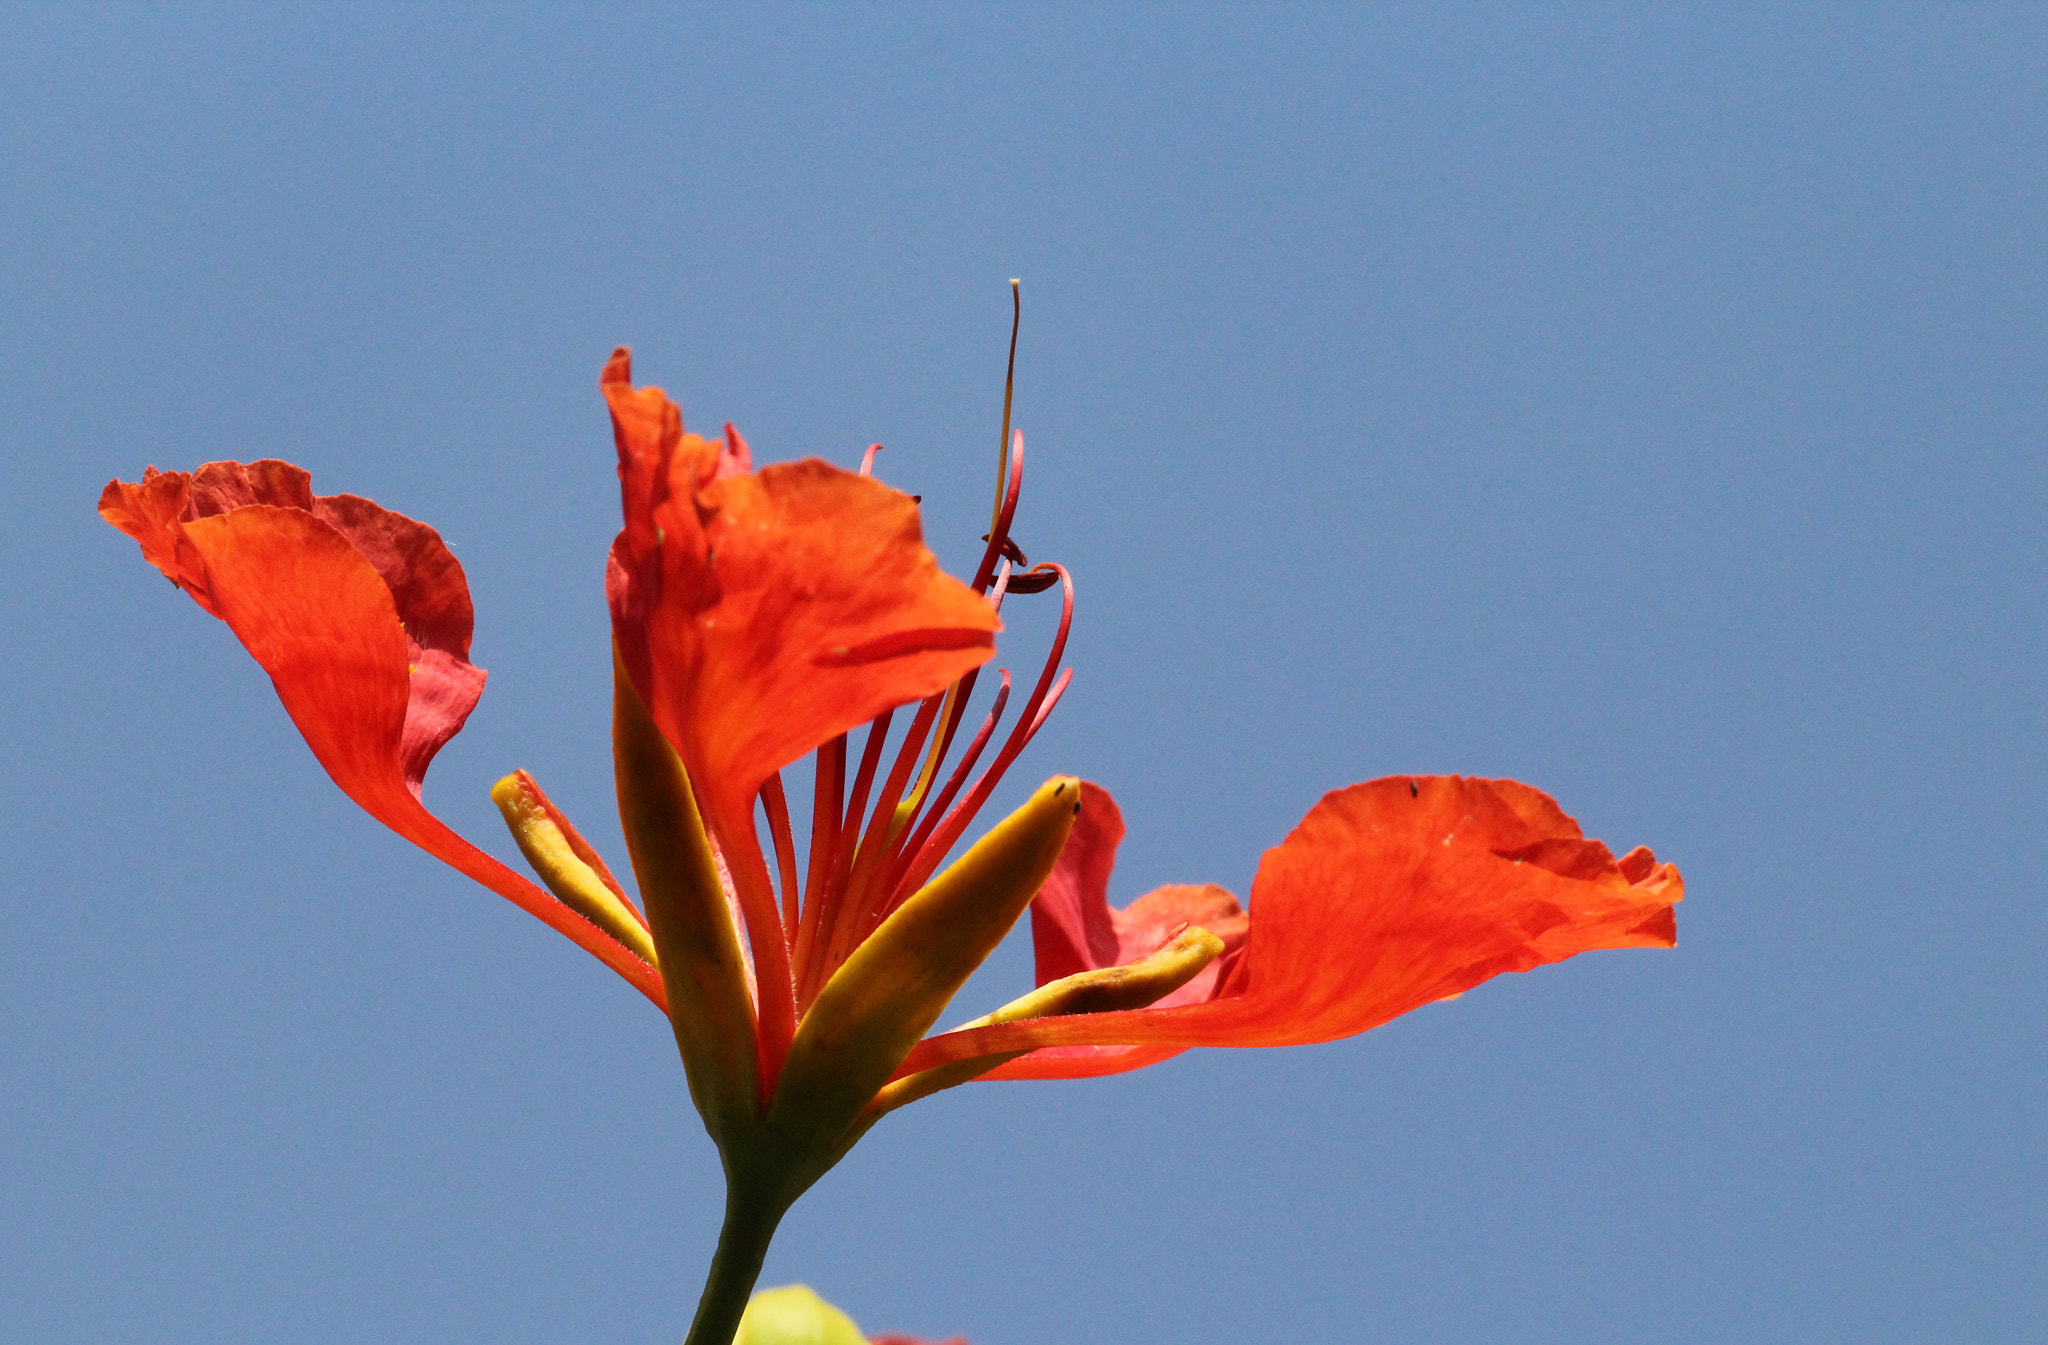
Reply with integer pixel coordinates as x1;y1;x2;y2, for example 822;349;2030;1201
100;302;1680;1345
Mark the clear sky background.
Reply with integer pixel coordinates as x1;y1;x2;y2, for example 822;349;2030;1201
4;6;2043;1343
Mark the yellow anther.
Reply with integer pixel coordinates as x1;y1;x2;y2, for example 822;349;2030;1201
491;772;658;968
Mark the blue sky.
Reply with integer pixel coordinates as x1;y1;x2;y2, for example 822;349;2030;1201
4;7;2043;1343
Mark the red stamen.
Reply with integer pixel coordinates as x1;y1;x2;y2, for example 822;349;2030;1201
759;772;801;941
802;735;846;914
925;666;981;777
792;734;847;995
893;564;1073;901
969;429;1026;594
839;710;894;856
885;669;1012;900
818;692;946;980
1019;667;1073;743
859;443;884;478
795;708;894;1001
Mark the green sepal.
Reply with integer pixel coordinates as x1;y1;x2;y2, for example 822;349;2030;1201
612;647;761;1145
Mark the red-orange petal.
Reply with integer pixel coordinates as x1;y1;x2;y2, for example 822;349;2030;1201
181;504;417;797
902;774;1680;1079
100;464;667;1007
104;461;486;794
601;351;1000;832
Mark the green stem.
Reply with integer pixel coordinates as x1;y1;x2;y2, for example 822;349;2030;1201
681;1186;787;1345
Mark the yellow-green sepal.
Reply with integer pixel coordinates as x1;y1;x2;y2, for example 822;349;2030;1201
612;646;761;1146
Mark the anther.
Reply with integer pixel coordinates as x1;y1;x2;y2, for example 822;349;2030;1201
491;771;657;967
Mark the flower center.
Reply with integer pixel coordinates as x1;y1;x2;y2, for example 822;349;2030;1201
771;282;1074;1011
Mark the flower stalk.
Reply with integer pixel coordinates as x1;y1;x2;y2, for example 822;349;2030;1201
684;1186;792;1345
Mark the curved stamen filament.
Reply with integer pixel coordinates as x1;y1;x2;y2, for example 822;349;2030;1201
815;692;948;988
838;710;894;860
892;564;1074;903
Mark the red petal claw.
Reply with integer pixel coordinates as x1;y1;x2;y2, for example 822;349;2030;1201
760;772;802;940
896;774;1680;1077
978;1043;1188;1081
375;786;669;1011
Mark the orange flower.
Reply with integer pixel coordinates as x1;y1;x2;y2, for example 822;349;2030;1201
101;338;1679;1345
